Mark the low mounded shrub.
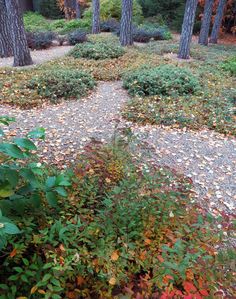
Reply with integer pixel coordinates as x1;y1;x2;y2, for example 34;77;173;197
123;65;200;96
222;56;236;76
49;19;91;35
23;12;50;32
133;29;151;43
100;18;120;32
67;30;87;45
28;69;96;101
69;41;125;60
26;31;55;50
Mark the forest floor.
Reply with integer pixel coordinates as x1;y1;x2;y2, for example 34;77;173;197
0;81;235;226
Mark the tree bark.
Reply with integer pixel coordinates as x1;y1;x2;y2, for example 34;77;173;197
198;0;214;45
64;0;70;19
75;0;81;19
92;0;100;34
120;0;133;46
5;0;33;67
0;0;12;58
178;0;198;59
209;0;226;43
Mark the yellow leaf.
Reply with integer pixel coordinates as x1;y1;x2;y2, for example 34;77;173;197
30;286;38;294
16;297;28;299
109;277;116;285
111;250;119;261
38;289;46;295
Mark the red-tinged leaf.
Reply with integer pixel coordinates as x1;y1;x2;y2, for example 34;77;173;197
199;289;209;296
157;255;164;263
184;295;193;299
183;281;197;293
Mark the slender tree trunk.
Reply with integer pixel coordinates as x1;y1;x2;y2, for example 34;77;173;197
120;0;133;46
178;0;198;59
198;0;214;45
92;0;100;34
64;0;70;19
75;0;81;19
209;0;226;43
0;0;12;58
5;0;33;67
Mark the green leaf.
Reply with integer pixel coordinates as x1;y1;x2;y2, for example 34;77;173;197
0;183;14;198
14;138;37;151
46;192;57;207
46;176;56;189
0;128;4;137
27;127;45;140
0;143;25;159
3;169;19;187
55;187;67;197
42;273;52;282
2;223;21;234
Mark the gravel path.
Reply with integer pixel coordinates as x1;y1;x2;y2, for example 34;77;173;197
0;81;235;217
0;46;73;68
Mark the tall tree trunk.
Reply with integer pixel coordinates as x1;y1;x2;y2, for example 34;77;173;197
75;0;81;19
209;0;226;44
198;0;214;45
64;0;70;19
178;0;198;59
0;0;12;58
92;0;100;34
120;0;133;46
5;0;33;67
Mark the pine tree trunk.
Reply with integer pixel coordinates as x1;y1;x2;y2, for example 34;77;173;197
5;0;33;67
178;0;198;59
198;0;214;45
209;0;226;44
75;0;81;19
92;0;100;34
120;0;133;46
64;0;70;19
0;0;12;58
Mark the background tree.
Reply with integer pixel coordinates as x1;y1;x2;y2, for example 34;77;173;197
5;0;33;66
120;0;134;46
92;0;100;34
64;0;70;19
0;0;12;58
198;0;214;45
75;0;81;18
178;0;198;59
209;0;226;43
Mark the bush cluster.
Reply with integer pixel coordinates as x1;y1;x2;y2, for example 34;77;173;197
69;41;125;60
100;18;120;32
23;11;50;32
28;69;96;101
67;29;87;45
222;56;236;76
123;65;200;96
133;23;172;43
26;31;55;50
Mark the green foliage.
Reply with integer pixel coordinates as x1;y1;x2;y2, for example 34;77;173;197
23;12;50;32
39;0;64;19
49;19;92;35
69;41;125;60
28;69;96;101
83;0;144;24
26;31;55;50
67;30;88;45
0;133;234;297
123;65;200;97
222;56;236;76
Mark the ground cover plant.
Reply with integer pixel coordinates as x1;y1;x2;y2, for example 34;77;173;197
222;56;236;76
0;120;235;298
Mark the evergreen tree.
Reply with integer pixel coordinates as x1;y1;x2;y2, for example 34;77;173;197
120;0;133;46
92;0;100;34
209;0;226;43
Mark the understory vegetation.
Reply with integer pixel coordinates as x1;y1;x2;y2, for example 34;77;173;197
0;119;235;298
0;34;235;137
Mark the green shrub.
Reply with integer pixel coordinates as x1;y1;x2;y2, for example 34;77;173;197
28;70;96;101
23;12;50;32
49;18;91;34
123;65;200;96
83;0;143;24
39;0;64;19
222;56;236;76
67;30;87;45
26;31;55;50
69;41;125;60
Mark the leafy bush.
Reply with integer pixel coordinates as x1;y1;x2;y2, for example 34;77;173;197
222;56;236;76
49;18;91;34
83;0;143;24
67;29;88;45
140;23;172;40
23;12;50;32
39;0;64;19
100;18;120;32
26;31;55;50
28;70;96;101
123;65;200;96
69;41;125;60
0;129;234;298
133;28;151;43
